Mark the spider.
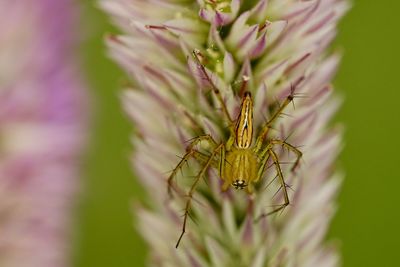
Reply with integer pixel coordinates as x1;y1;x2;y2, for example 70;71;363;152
168;50;302;248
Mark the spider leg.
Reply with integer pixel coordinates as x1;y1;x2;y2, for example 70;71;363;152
270;139;302;171
254;85;296;153
192;49;247;152
255;152;271;184
256;149;289;221
167;135;217;198
243;143;272;193
219;143;226;181
176;143;224;248
169;150;220;197
192;49;233;124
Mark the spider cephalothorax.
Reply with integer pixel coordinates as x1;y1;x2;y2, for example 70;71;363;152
167;50;302;248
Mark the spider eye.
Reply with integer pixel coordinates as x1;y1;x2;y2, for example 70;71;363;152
232;179;247;189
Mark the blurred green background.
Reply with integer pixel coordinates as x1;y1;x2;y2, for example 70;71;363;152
74;1;400;267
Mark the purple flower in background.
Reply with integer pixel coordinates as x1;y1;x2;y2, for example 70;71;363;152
0;1;87;266
102;0;349;266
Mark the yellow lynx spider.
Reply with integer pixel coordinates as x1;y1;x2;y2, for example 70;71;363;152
168;50;302;248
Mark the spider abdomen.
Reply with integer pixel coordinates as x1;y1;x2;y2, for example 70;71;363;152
223;148;257;193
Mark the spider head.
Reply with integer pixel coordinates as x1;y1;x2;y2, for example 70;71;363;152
232;179;247;190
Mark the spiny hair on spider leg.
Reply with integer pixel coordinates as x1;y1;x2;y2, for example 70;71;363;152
170;155;188;176
272;183;294;200
271;160;299;166
255;204;289;222
184;135;203;144
278;205;289;217
285;183;295;192
163;168;175;176
179;209;199;226
224;158;233;167
266;202;294;209
261;124;279;133
173;154;189;164
279;112;294;119
187;212;199;226
181;194;205;209
282;131;295;142
263;173;280;191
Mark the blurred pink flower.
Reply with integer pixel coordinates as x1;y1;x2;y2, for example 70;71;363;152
0;1;87;266
102;0;349;266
